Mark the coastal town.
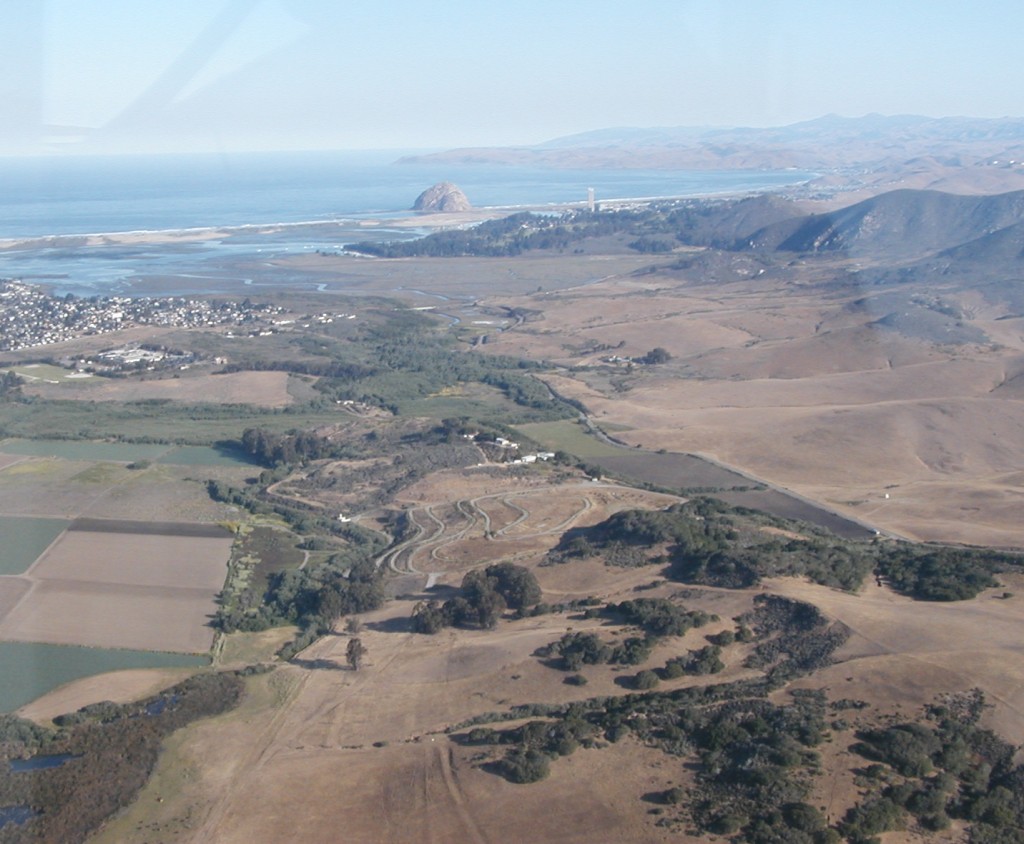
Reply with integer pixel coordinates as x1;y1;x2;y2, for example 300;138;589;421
0;279;285;351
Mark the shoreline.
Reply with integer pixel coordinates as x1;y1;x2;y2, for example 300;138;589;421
0;181;816;252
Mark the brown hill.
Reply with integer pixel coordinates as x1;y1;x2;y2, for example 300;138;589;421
743;188;1024;261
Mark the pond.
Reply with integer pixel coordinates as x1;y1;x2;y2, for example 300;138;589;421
0;805;36;829
9;753;78;773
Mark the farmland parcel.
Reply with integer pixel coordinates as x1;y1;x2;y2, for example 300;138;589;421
0;522;233;653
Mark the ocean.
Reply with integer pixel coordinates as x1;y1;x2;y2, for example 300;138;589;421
0;151;813;295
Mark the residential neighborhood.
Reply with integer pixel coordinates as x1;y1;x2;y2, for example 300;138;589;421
0;279;286;351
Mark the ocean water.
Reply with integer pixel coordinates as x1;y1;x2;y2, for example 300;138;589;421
0;151;813;295
0;151;813;238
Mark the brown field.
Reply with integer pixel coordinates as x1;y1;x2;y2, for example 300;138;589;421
87;477;723;844
0;530;232;653
93;591;743;844
475;269;1024;547
21;370;294;407
774;575;1024;746
75;458;1024;844
17;667;202;723
0;454;26;471
0;580;219;653
28;529;231;591
0;578;31;617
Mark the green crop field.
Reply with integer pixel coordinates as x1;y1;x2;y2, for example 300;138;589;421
0;516;69;575
3;363;84;383
0;401;345;444
0;642;207;712
515;420;626;458
0;439;171;463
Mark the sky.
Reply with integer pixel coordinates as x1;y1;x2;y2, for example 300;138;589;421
3;0;1024;155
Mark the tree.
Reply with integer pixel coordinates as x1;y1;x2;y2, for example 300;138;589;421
485;562;542;609
412;600;447;634
641;347;671;364
346;637;367;670
459;569;507;629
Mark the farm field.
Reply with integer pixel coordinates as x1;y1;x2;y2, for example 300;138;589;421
0;439;259;468
0;641;206;712
516;419;625;459
2;362;88;383
0;516;68;574
20;370;295;407
0;454;246;521
0;579;221;653
0;399;347;443
158;444;260;467
0;438;170;463
0;442;239;705
0;523;232;653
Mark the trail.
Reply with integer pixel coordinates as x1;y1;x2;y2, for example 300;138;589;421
195;668;312;841
375;481;633;584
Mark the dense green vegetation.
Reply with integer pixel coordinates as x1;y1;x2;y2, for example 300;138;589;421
549;497;1024;601
0;672;244;844
0;305;573;449
347;211;629;257
454;681;835;840
412;563;542;633
315;316;573;421
841;691;1024;843
346;197;792;258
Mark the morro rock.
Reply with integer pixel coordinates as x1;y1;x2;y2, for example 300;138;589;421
412;182;471;213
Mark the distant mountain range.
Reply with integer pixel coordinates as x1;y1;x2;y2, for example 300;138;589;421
400;115;1024;198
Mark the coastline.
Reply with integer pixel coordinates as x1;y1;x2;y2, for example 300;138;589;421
0;179;817;253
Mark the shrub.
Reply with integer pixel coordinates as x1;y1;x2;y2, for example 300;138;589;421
633;670;660;690
500;748;551;783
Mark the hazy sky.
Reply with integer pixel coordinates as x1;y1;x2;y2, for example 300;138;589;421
4;0;1024;155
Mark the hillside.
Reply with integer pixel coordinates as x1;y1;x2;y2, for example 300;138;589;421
742;188;1024;261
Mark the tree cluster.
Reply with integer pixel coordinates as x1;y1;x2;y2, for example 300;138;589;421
549;497;1024;602
840;694;1024;842
412;563;542;633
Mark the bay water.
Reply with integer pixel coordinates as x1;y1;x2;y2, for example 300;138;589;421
0;151;813;295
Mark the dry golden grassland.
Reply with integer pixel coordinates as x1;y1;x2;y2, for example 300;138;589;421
479;270;1024;547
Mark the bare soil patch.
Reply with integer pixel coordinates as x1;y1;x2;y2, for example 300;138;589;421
29;530;232;591
0;454;25;471
0;528;230;653
0;579;218;653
